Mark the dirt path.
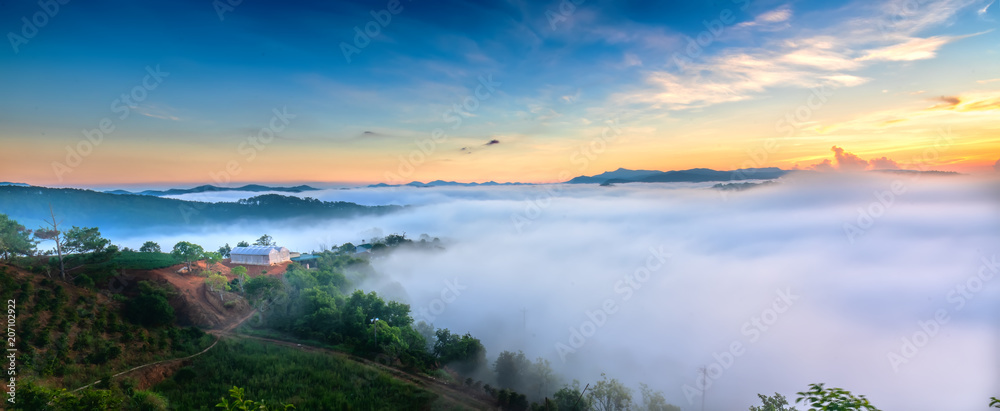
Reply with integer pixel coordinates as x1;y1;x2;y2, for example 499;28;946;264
70;309;259;393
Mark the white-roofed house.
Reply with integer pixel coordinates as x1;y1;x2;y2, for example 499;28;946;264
230;246;291;266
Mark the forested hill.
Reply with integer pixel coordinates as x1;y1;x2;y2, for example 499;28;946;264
0;186;400;232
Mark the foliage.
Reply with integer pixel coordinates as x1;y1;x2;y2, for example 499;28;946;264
218;243;232;258
588;373;632;411
639;383;679;411
495;350;531;392
253;234;275;246
203;251;223;267
0;213;36;260
795;384;881;411
991;397;999;408
126;281;175;327
236;241;250;247
216;386;294;410
62;226;112;254
154;338;439;410
139;241;161;253
553;381;591;411
206;273;231;297
751;392;798;411
171;241;204;271
433;328;487;376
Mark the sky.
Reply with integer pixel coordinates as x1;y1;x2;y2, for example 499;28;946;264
0;0;998;186
107;174;1000;410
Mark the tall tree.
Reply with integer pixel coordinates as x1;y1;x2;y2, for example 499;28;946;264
639;383;679;411
494;350;530;391
795;383;880;411
171;241;204;272
139;241;161;253
34;205;65;280
62;226;112;254
230;265;248;293
205;273;231;299
0;213;35;261
218;243;232;258
588;373;633;411
253;234;274;246
236;241;250;247
750;393;797;411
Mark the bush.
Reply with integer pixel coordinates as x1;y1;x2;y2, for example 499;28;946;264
223;300;237;309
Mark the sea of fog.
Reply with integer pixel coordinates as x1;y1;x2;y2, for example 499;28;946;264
116;173;999;410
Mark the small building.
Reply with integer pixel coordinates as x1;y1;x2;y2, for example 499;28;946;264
230;246;291;266
290;253;318;269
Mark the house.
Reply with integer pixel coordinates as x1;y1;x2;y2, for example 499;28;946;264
230;246;291;266
290;253;318;269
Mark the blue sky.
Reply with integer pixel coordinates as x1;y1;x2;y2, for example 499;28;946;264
1;0;998;185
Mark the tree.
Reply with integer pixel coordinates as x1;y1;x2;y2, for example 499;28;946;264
218;243;232;258
253;234;274;246
34;205;66;280
0;213;35;261
528;357;558;398
795;384;881;411
126;281;175;327
231;265;248;293
236;241;250;247
62;226;112;254
140;241;162;253
553;381;591;411
171;241;204;272
204;251;223;268
494;350;531;391
206;273;231;299
639;383;679;411
588;373;632;411
750;393;797;411
338;242;356;253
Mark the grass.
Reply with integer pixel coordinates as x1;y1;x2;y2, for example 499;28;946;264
111;251;181;270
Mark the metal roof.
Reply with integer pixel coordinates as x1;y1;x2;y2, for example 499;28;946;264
231;246;286;255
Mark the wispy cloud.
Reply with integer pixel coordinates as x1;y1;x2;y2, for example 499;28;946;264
614;0;982;111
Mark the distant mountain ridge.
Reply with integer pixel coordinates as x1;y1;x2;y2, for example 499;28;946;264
104;184;320;197
368;180;531;188
567;167;790;184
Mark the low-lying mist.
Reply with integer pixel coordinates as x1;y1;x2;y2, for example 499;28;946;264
120;173;999;410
